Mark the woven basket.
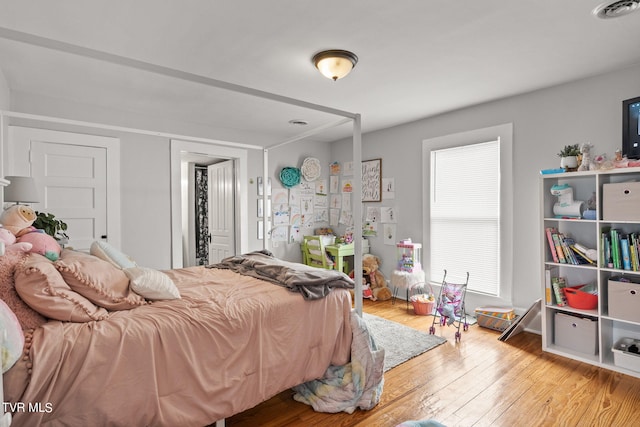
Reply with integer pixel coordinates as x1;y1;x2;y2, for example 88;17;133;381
410;294;435;316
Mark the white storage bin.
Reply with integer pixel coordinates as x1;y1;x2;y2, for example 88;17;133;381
603;182;640;221
612;338;640;372
554;312;598;355
608;279;640;323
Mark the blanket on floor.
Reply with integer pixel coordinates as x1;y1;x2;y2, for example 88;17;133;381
209;250;354;300
292;310;385;413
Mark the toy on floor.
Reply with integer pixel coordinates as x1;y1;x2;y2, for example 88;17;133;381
362;283;376;301
349;253;392;301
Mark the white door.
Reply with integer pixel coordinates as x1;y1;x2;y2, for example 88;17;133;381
207;160;235;263
8;126;120;251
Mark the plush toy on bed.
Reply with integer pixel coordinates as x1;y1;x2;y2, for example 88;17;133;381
349;254;392;301
0;204;37;236
0;226;33;253
17;227;62;261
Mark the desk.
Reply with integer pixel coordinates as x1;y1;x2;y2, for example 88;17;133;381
325;241;369;274
300;238;370;274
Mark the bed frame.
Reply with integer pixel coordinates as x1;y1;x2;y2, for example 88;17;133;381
0;27;366;426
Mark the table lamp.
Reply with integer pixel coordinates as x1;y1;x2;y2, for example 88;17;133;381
3;176;40;205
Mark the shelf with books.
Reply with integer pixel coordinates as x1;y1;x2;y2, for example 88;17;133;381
540;169;640;378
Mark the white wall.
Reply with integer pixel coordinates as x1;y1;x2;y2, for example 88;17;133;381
0;67;9;109
5;61;640;309
332;63;640;315
4;91;332;268
256;139;333;261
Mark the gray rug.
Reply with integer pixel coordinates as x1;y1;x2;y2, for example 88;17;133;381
363;313;446;372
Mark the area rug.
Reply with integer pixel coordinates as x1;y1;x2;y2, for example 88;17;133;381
363;313;446;372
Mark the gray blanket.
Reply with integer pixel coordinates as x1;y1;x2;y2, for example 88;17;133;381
208;250;355;300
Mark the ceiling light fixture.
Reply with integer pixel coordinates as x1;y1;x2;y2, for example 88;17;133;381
312;50;358;81
593;0;640;18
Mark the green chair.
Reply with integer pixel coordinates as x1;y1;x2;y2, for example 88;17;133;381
302;236;335;270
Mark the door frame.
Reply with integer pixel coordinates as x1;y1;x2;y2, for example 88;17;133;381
6;126;121;248
170;139;248;268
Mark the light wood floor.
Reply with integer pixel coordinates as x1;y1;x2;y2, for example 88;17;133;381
228;299;640;427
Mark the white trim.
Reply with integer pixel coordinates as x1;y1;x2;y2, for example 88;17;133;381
170;139;248;268
422;123;513;307
1;110;263;151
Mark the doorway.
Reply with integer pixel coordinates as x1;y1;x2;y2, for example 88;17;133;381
170;139;248;268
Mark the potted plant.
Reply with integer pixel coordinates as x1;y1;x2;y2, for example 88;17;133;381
33;211;69;245
557;144;581;170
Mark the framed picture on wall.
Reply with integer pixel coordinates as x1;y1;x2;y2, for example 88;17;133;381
362;158;382;202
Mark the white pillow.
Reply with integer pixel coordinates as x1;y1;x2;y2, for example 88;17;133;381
123;267;180;300
90;241;136;269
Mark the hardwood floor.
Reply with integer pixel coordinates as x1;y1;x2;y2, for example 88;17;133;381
228;299;640;427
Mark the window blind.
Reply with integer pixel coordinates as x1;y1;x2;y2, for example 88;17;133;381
430;139;500;295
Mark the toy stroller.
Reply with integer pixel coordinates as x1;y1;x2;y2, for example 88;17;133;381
429;270;469;342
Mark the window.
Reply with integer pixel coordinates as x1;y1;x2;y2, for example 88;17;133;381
422;124;513;301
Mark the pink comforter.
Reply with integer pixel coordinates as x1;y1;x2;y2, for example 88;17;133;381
4;266;353;426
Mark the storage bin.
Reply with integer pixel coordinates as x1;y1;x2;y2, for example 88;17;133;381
603;182;640;221
563;285;598;310
554;312;598;355
608;278;640;323
612;338;640;372
475;306;516;332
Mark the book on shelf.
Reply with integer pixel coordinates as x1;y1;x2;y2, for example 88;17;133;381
621;236;632;270
544;227;594;266
544;267;559;305
601;229;640;271
551;276;567;307
545;227;559;263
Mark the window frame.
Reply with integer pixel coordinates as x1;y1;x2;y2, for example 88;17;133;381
422;123;513;307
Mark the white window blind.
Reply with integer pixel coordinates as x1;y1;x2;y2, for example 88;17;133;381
430;139;500;295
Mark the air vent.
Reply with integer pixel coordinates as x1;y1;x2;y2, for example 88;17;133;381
593;0;640;18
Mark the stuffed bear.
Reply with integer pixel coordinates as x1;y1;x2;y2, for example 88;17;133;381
362;254;392;301
0;226;33;253
0;205;37;236
17;228;61;261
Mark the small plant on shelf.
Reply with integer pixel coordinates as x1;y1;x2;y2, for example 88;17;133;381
557;144;581;170
557;144;581;158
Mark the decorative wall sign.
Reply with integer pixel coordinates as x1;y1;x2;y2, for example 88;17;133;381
362;158;382;202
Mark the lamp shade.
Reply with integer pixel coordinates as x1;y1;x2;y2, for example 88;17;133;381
4;176;40;204
312;50;358;81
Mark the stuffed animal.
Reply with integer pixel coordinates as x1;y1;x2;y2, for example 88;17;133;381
440;292;457;325
361;254;392;301
17;228;61;261
0;205;37;236
578;143;594;172
0;227;33;253
362;282;376;301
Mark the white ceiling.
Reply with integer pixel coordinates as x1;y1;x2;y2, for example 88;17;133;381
0;0;639;145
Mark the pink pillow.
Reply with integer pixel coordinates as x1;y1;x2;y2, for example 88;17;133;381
0;250;47;329
14;253;109;322
55;249;147;310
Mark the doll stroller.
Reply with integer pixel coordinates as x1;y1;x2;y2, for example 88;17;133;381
429;270;469;342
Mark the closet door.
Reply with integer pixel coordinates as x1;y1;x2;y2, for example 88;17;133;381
207;160;235;263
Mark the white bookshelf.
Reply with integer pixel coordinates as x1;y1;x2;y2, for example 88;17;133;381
540;168;640;378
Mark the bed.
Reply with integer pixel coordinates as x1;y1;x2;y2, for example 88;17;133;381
0;247;356;426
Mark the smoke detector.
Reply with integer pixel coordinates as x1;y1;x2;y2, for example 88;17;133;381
593;0;640;18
